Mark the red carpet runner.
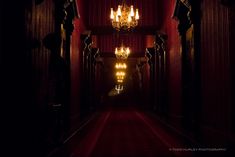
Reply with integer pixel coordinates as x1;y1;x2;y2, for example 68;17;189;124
71;107;191;157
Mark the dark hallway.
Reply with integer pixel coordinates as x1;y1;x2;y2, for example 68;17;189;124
1;0;235;157
51;106;193;157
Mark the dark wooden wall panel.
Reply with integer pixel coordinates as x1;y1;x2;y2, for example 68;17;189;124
24;0;58;155
25;0;88;151
70;22;81;131
200;0;231;143
142;62;151;108
229;2;235;134
25;0;55;109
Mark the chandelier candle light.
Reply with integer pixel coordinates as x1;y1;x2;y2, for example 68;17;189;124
110;0;139;31
115;84;124;93
115;44;130;59
115;62;127;69
116;71;126;83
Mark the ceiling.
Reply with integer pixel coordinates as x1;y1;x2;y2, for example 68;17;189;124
82;0;165;89
86;0;162;29
84;0;164;56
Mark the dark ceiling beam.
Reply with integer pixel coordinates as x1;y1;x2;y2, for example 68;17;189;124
90;26;159;35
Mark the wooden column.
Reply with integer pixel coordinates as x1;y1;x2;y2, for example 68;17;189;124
221;0;235;135
80;32;92;117
229;2;235;134
94;56;104;107
90;48;100;109
154;33;168;118
145;32;168;116
173;0;201;131
145;47;157;110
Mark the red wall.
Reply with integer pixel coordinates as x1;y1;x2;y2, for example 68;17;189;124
160;0;182;127
97;34;145;54
69;0;87;131
159;0;234;146
87;0;160;28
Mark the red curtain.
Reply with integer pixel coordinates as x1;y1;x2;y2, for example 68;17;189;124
97;34;145;54
87;0;163;55
88;0;160;28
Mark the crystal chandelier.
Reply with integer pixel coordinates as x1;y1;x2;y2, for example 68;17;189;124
116;71;126;82
114;62;127;93
115;62;127;83
110;0;139;31
115;44;130;59
115;62;127;69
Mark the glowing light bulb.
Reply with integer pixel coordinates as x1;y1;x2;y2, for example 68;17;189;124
117;5;121;16
130;5;134;17
128;15;132;22
110;8;114;19
115;14;119;22
135;9;139;20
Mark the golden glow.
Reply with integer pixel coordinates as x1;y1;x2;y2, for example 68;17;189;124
110;1;139;31
116;71;125;80
115;44;130;60
117;79;123;83
110;8;114;19
116;71;126;76
135;9;139;20
114;61;127;86
115;63;127;69
115;84;124;93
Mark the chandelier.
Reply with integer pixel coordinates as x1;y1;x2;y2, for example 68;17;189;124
115;44;130;59
115;62;127;84
115;84;124;93
115;62;127;69
114;62;127;93
116;71;126;80
110;0;139;31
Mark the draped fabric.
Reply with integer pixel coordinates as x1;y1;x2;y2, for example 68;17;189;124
86;0;162;55
97;34;145;54
87;0;160;28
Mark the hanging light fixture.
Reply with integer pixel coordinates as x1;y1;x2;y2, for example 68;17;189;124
115;44;130;59
115;62;127;69
110;0;139;31
116;71;126;80
116;71;125;83
115;62;127;85
115;84;124;93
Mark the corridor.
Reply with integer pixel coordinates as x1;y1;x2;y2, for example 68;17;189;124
50;106;194;157
1;0;235;157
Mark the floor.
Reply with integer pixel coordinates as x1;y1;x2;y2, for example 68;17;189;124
49;105;197;157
